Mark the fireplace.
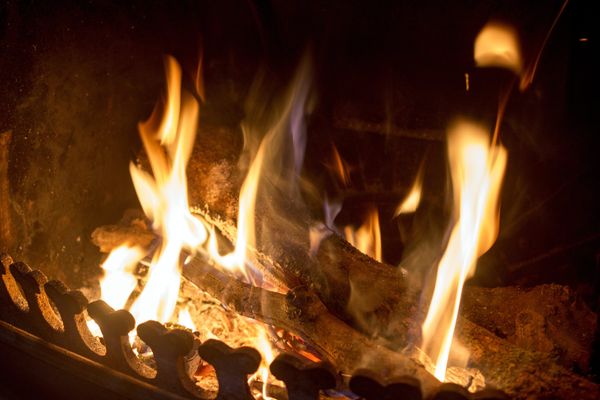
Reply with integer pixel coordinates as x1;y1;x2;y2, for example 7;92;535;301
0;1;598;399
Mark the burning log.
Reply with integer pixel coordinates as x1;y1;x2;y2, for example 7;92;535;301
89;57;597;397
92;220;599;399
182;253;440;395
186;124;596;360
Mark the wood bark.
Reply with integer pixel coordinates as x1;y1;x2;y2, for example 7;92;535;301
91;123;598;399
92;222;599;399
185;124;597;365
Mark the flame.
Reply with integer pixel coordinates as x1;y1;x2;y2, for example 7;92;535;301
474;22;522;74
330;145;351;187
248;326;278;399
93;55;314;388
206;58;311;392
128;55;208;325
344;206;382;262
421;120;507;381
395;165;424;216
207;139;266;281
208;56;311;287
177;306;197;331
98;244;144;310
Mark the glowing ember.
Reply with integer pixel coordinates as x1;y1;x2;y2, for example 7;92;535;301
421;120;507;381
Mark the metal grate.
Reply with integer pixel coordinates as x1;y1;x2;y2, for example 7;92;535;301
0;253;508;400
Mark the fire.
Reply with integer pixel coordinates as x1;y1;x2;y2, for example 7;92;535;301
474;22;522;73
323;145;383;262
207;139;266;282
395;165;424;215
330;145;351;187
127;56;208;325
248;326;278;399
98;244;144;310
92;56;208;332
177;305;197;331
421;120;507;381
343;206;382;262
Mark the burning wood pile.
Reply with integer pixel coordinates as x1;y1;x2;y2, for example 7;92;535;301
0;5;598;400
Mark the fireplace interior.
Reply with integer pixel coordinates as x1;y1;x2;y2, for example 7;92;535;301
0;0;599;399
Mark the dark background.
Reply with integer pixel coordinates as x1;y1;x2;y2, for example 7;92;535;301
0;0;598;312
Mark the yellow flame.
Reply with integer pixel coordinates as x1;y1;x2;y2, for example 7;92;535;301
99;244;144;310
208;56;310;287
344;206;382;262
474;22;522;74
208;139;266;281
128;56;208;325
395;166;424;216
421;120;507;381
248;325;278;400
177;306;197;331
95;55;308;380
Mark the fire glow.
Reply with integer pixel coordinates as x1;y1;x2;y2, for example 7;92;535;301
93;53;316;396
420;120;507;382
93;25;516;392
343;207;382;262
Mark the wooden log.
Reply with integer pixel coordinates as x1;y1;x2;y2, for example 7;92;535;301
460;285;597;373
91;222;599;399
181;253;599;400
184;124;596;360
93;216;597;374
101;123;597;398
181;252;440;396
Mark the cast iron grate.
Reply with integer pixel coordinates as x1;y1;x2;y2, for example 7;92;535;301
0;253;508;400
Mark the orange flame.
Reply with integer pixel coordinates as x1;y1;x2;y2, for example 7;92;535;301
421;120;507;381
95;56;314;388
344;206;382;262
248;325;278;399
395;165;424;216
98;244;144;310
207;139;265;281
206;57;312;392
474;22;522;74
330;145;351;187
127;55;208;325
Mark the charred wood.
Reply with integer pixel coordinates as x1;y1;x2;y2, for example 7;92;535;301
90;124;599;398
92;221;599;399
182;253;440;396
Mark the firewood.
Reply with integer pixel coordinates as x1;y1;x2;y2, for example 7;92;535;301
181;252;440;396
91;221;599;399
90;124;598;398
186;128;596;355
